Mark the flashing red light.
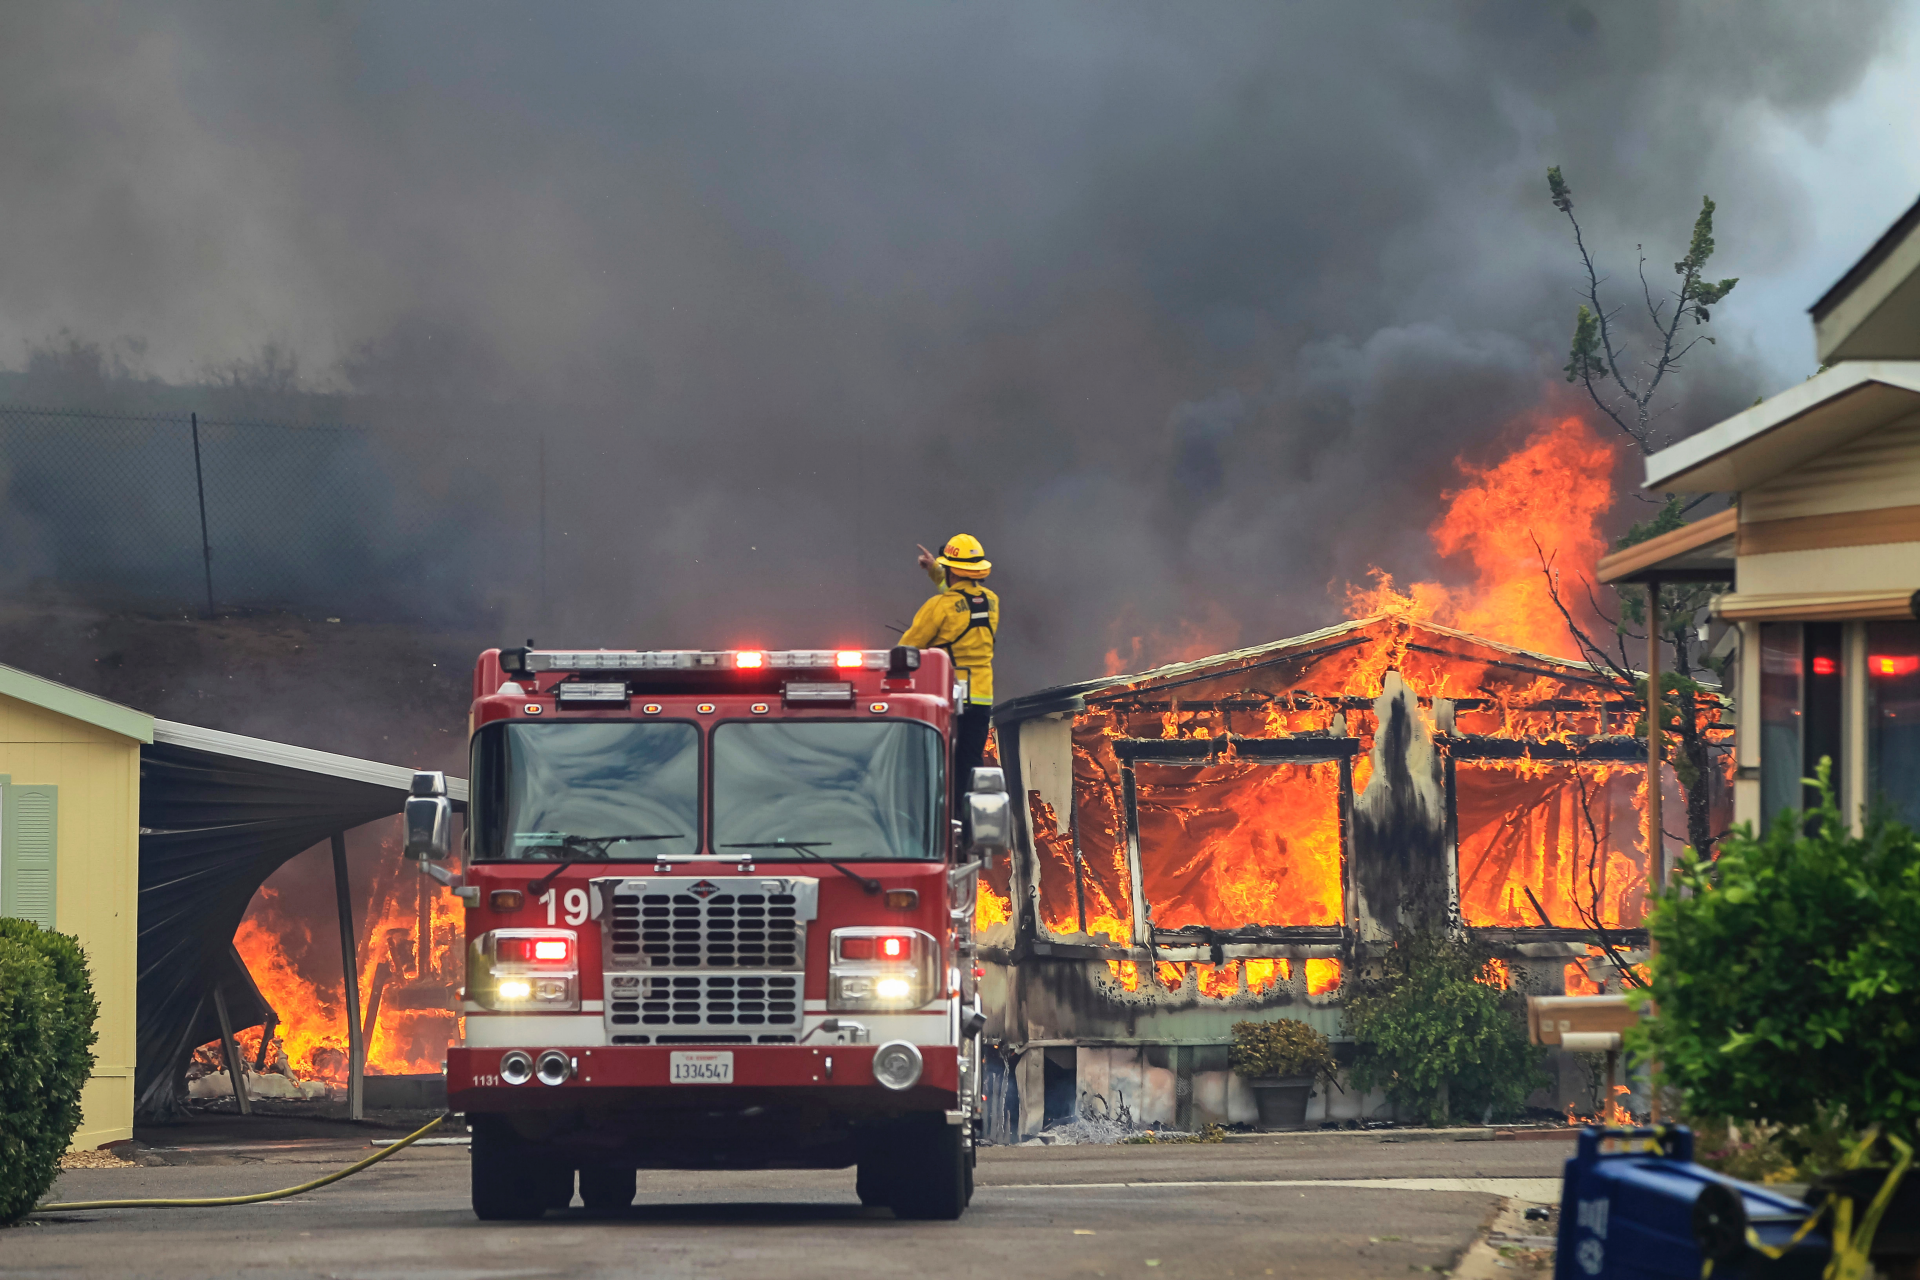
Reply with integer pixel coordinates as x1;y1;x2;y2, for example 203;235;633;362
839;935;912;962
498;936;572;964
1871;653;1920;677
1813;656;1838;676
836;650;864;669
735;651;766;669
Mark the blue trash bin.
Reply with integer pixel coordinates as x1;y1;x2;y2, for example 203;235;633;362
1554;1126;1829;1279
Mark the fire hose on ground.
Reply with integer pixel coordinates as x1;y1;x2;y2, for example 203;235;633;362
32;1114;448;1213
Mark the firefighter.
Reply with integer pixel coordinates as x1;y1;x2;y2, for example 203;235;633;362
905;534;998;808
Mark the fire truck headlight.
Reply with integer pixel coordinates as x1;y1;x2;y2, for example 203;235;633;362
871;1041;924;1091
828;928;938;1010
470;930;581;1011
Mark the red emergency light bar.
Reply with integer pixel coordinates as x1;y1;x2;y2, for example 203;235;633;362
1870;653;1920;677
507;648;892;674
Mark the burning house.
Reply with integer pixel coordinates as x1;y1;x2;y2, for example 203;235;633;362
978;612;1713;1138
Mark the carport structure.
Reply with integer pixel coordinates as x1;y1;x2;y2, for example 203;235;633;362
135;720;466;1122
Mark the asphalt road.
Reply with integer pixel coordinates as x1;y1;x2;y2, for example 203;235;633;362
13;1131;1572;1279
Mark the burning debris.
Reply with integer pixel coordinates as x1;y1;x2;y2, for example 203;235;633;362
207;839;464;1092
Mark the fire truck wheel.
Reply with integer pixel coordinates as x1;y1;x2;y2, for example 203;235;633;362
854;1153;893;1208
888;1115;968;1221
577;1164;636;1212
469;1123;551;1221
539;1164;575;1211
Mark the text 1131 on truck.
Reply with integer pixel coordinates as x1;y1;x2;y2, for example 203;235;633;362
404;643;1009;1220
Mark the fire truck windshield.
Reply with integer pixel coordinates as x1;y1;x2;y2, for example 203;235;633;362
471;721;699;861
712;721;943;861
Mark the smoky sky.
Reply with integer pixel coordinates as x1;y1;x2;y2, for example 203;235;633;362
1;2;1913;700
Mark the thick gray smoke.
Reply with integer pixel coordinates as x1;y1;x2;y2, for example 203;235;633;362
0;2;1911;698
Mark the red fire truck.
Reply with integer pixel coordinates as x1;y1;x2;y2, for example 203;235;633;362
404;643;1006;1221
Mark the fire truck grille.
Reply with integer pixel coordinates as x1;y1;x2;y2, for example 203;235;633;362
605;973;800;1031
607;890;804;969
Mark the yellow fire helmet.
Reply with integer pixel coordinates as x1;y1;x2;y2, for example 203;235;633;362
935;533;992;579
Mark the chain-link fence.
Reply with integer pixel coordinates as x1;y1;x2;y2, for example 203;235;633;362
0;406;539;621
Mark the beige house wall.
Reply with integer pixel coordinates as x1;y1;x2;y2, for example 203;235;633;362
0;692;142;1148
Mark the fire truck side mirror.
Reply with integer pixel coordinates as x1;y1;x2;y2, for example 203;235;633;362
404;770;453;861
966;789;1011;854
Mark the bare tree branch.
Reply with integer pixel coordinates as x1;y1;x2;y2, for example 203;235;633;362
1572;767;1650;990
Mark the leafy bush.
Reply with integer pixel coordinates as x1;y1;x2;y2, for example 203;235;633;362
1344;932;1546;1126
1229;1017;1336;1081
0;921;100;1226
1632;767;1920;1143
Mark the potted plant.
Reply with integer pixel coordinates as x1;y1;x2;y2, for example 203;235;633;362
1229;1018;1337;1131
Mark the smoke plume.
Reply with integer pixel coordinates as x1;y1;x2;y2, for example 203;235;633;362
0;2;1910;698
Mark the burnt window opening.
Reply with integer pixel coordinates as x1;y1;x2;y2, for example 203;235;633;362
1453;762;1646;931
1131;758;1346;931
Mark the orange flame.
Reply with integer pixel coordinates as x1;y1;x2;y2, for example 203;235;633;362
223;835;463;1081
1347;414;1618;658
1103;601;1244;677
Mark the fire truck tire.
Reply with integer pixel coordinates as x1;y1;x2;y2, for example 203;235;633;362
888;1115;968;1221
539;1165;574;1211
469;1125;550;1221
855;1155;892;1208
577;1164;636;1211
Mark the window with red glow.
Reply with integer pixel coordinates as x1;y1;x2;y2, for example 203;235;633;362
1868;622;1920;830
1813;656;1838;676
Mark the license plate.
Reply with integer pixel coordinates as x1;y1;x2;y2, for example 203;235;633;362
669;1051;733;1084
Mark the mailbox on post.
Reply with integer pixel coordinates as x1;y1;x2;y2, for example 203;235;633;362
1528;993;1638;1053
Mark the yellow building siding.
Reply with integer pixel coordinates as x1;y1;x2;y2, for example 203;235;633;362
0;690;144;1149
1741;411;1920;523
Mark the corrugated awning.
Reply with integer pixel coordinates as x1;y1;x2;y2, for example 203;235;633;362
134;720;466;1120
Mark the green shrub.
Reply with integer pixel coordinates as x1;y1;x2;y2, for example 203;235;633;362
1343;931;1546;1126
1228;1017;1337;1081
0;921;100;1225
1632;765;1920;1144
